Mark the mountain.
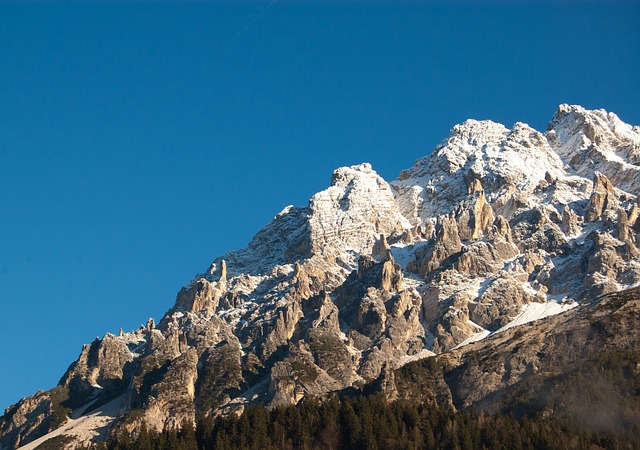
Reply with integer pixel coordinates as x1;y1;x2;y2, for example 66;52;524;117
2;105;640;449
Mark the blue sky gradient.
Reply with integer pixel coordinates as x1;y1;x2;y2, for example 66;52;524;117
1;1;638;411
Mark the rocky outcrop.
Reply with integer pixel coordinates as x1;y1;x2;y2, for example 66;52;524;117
176;279;224;315
546;104;640;193
307;163;411;258
60;332;140;394
470;277;539;331
457;240;519;277
456;191;495;241
585;172;618;222
561;204;581;236
425;290;481;353
408;216;462;279
304;291;340;331
491;215;514;242
135;348;199;431
372;234;392;262
0;392;51;449
617;207;630;241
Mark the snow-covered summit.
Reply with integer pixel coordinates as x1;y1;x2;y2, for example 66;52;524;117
547;104;640;193
391;119;565;224
308;162;411;256
214;162;410;277
213;105;637;280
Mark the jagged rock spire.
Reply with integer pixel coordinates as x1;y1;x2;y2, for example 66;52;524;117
585;172;618;222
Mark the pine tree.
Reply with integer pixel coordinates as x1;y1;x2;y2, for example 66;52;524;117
178;419;198;450
132;422;153;450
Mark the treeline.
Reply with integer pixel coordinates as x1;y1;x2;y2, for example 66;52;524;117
84;394;637;450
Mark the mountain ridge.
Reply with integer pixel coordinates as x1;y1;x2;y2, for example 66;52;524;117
2;104;640;449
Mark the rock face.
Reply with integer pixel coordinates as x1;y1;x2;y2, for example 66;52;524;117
547;104;640;193
585;172;618;222
389;287;640;438
2;105;640;449
0;392;51;448
308;163;411;258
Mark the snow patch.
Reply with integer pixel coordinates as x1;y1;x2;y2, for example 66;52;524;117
453;297;577;350
17;396;127;450
390;241;429;270
496;298;578;333
399;349;436;366
452;321;491;350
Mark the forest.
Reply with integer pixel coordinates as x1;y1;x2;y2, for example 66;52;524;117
61;392;636;450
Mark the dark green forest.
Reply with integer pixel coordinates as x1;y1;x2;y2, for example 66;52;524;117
72;393;637;450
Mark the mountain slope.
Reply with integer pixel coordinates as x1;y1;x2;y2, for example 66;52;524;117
2;105;639;449
390;286;640;441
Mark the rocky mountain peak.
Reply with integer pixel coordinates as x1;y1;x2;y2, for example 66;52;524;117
208;162;410;279
546;103;640;192
548;104;638;154
308;162;411;257
3;105;640;450
391;117;565;224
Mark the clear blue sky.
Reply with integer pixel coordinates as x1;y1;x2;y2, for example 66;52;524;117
1;1;638;411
